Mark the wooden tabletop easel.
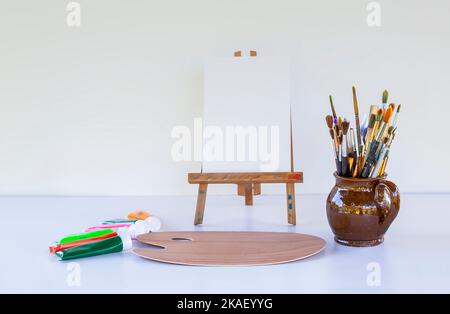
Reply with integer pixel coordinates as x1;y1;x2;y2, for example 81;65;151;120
188;50;303;225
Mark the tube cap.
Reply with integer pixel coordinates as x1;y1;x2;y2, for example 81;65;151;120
118;230;133;251
129;220;148;238
145;216;162;232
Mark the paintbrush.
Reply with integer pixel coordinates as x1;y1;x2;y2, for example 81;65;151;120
371;109;383;141
384;125;394;147
378;151;389;176
351;127;361;177
371;138;390;177
390;104;401;128
352;86;366;176
347;128;356;175
375;137;388;163
326;115;339;172
356;152;366;177
352;86;363;156
372;153;387;178
329;129;339;172
329;95;337;121
382;104;396;138
378;132;396;176
363;133;389;178
334;120;343;175
388;127;397;145
361;114;376;166
341;120;350;176
326;115;334;135
364;114;376;145
337;129;343;175
333;115;342;162
375;106;393;142
326;115;338;151
382;90;389;110
361;140;379;178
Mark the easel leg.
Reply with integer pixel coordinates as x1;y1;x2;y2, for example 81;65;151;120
194;183;208;225
253;183;261;195
237;184;245;196
286;183;296;225
244;183;253;205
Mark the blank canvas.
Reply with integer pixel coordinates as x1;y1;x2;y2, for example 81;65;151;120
203;56;291;172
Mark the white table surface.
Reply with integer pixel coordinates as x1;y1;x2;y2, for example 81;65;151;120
1;193;449;293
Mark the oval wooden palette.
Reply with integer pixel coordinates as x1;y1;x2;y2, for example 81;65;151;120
134;231;326;266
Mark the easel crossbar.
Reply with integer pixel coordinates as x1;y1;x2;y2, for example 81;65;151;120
188;172;303;184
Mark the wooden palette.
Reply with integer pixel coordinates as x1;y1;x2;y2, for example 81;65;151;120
134;231;326;266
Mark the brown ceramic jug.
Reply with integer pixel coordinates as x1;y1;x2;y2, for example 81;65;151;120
326;173;400;247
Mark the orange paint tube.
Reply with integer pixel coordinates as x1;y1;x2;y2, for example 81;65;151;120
49;231;118;253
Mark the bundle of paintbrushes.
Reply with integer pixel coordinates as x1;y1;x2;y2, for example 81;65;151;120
325;87;401;178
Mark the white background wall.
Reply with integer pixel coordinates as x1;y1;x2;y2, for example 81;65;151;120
1;0;449;196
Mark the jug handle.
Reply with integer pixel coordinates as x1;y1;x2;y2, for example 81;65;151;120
375;180;400;233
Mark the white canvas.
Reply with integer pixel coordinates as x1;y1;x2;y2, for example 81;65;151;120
202;56;291;172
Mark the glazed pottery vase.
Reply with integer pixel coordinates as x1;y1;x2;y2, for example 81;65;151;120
326;173;400;247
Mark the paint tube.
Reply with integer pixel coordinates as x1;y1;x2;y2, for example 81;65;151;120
85;216;162;239
85;223;132;232
58;229;115;244
56;232;132;261
49;231;118;253
102;219;138;225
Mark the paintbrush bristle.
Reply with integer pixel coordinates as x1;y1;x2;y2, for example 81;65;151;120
390;131;397;143
329;129;335;140
383;107;393;123
342;120;350;135
368;114;376;128
389;103;395;111
376;109;383;121
370;105;379;115
388;125;394;135
382;90;389;103
397;104;401;113
326;115;333;129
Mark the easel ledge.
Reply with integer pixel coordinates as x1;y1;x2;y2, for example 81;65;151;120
188;172;303;184
188;171;303;225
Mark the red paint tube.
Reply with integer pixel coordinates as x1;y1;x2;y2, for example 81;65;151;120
49;231;118;253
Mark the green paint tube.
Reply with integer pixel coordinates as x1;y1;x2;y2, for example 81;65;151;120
102;219;137;225
56;233;132;261
58;229;115;244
